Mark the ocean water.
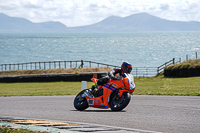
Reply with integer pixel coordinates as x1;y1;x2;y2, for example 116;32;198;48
0;32;200;67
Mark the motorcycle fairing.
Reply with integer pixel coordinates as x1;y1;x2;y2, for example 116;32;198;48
86;94;110;108
123;74;135;94
103;83;117;91
86;74;135;109
91;78;98;83
86;80;124;108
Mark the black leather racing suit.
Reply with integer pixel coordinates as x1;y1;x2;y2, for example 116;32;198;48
97;68;124;86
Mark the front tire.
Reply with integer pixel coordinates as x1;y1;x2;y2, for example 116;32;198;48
110;92;131;111
74;90;89;110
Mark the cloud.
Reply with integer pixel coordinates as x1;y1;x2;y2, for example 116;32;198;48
160;4;169;11
0;0;200;27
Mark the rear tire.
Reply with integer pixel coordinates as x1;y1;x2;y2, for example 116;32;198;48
110;92;131;111
74;90;89;110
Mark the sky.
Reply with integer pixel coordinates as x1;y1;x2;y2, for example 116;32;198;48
0;0;200;27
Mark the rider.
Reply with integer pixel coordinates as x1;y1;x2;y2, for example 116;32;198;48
108;61;132;80
91;62;132;90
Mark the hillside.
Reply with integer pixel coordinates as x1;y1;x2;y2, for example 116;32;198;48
69;13;200;32
164;59;200;77
0;13;68;32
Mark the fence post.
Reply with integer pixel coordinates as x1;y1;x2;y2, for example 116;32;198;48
44;62;46;69
146;68;148;77
54;61;56;69
39;62;41;69
70;61;72;68
196;52;198;59
59;61;61;68
49;62;51;69
157;67;159;74
35;62;36;69
136;68;138;77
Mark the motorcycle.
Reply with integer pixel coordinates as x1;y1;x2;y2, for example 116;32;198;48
74;73;135;111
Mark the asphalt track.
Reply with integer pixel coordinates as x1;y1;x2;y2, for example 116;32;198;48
0;95;200;133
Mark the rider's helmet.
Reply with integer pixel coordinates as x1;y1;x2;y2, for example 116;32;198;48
121;62;132;74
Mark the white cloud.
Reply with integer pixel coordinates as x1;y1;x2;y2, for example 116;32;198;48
0;0;200;27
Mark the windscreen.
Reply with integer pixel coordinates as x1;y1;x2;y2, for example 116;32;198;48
125;73;135;90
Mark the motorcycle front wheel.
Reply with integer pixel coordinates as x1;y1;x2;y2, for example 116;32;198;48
110;92;131;111
74;90;89;110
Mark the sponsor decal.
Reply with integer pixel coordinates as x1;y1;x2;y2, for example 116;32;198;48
112;84;118;87
88;99;94;105
94;100;101;105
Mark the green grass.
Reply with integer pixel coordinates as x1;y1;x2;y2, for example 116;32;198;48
0;127;41;133
0;82;87;96
134;76;200;96
0;76;200;96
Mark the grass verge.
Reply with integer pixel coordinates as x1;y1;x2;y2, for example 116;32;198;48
0;127;41;133
134;76;200;96
0;76;199;96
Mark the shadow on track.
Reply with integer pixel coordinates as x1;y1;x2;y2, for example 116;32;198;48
71;110;126;112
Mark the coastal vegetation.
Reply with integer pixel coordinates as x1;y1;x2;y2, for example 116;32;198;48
0;67;112;76
164;59;200;77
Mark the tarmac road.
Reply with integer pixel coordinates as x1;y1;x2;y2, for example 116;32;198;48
0;95;200;133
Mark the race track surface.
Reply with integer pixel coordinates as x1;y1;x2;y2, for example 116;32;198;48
0;95;199;133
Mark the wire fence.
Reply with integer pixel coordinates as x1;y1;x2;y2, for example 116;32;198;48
0;60;167;77
0;58;187;77
0;60;119;71
132;67;158;77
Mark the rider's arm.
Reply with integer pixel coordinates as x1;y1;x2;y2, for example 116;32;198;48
108;68;120;80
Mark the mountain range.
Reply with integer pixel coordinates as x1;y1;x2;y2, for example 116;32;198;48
0;13;67;33
0;13;200;32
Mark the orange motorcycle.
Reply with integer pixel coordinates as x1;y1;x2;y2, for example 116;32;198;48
74;73;135;111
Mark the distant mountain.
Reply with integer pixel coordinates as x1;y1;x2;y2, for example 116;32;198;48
1;12;200;33
70;13;200;32
0;13;68;32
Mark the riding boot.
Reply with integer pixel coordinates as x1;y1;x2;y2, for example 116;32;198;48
91;85;95;90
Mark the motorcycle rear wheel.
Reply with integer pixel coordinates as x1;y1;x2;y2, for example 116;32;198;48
110;92;131;111
74;90;89;110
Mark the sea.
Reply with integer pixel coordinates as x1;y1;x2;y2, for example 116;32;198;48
0;32;200;68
